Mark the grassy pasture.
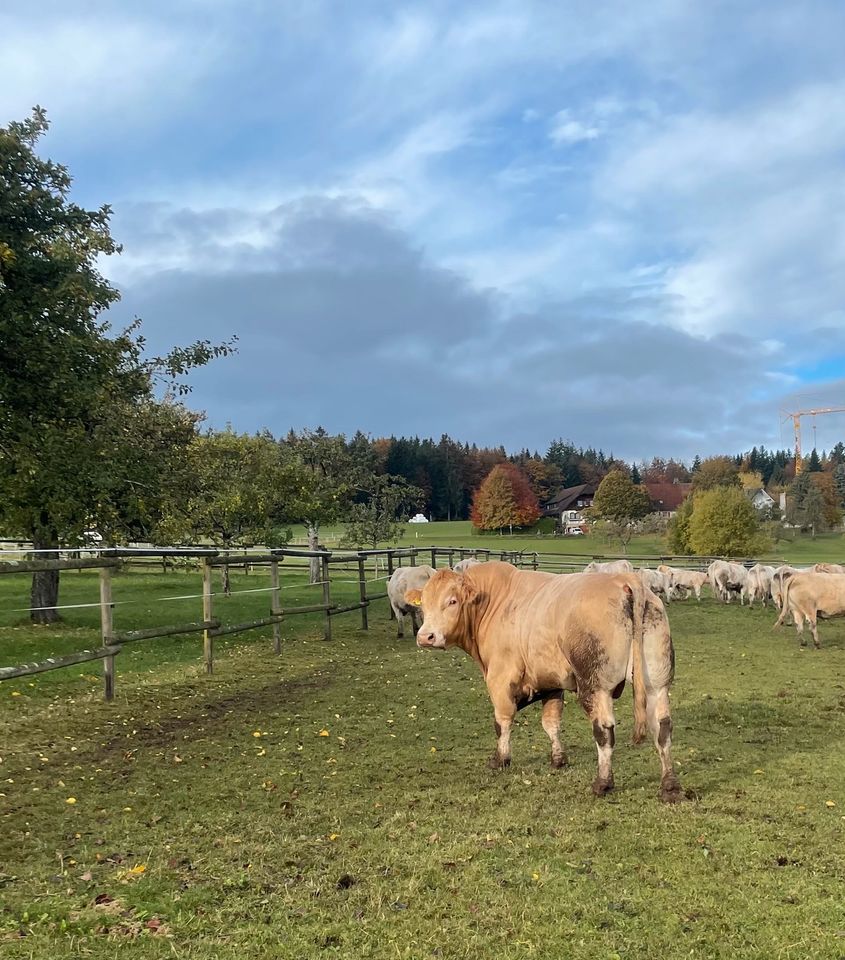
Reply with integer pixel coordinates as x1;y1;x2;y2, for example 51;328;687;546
296;520;845;564
1;563;844;958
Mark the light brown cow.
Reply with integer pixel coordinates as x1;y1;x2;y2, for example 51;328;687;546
813;562;845;575
774;572;845;647
452;557;483;573
406;562;683;803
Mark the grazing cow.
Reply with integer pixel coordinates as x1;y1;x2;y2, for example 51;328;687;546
770;566;811;611
387;565;436;638
452;557;483;573
638;567;673;602
663;568;708;601
707;560;749;604
583;559;634;574
813;562;845;575
744;564;776;608
406;562;683;803
774;572;845;648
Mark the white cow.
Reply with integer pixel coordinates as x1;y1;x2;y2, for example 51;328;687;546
743;564;775;607
388;565;436;638
661;567;708;601
638;568;673;602
707;560;749;604
453;557;483;573
584;559;634;574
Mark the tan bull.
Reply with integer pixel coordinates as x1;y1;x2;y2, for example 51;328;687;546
774;572;845;648
406;562;683;803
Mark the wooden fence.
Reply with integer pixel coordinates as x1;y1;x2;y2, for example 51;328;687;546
0;544;778;700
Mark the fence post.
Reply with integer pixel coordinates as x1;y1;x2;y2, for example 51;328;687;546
533;552;539;571
357;555;368;630
99;566;115;702
430;547;437;569
410;547;417;566
448;549;454;568
387;551;395;619
202;560;214;674
270;560;282;654
322;553;332;641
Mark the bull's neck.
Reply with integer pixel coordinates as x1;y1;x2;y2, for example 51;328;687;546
455;592;490;672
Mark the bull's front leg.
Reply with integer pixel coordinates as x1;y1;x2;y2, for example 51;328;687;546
541;692;567;769
487;681;517;770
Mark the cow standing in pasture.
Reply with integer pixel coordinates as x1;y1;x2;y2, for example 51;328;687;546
813;562;845;575
387;565;437;638
638;567;673;603
406;562;683;803
771;566;806;610
660;567;708;601
774;572;845;648
583;559;634;574
744;564;776;608
707;560;749;604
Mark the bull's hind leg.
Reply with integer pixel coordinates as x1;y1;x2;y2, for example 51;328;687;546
583;689;616;796
647;686;684;803
540;692;567;769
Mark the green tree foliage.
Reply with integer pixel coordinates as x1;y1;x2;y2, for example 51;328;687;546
591;470;652;524
691;456;740;492
667;496;695;554
341;475;423;549
687;487;767;556
0;108;233;621
807;448;823;472
833;463;845;508
280;429;358;581
589;470;652;551
158;430;293;593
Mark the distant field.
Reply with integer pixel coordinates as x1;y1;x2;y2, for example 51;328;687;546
291;520;845;565
1;568;843;958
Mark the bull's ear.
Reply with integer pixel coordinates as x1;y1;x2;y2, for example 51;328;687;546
460;579;480;604
405;588;423;606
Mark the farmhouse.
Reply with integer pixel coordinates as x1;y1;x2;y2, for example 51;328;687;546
644;482;693;518
543;483;596;532
747;487;776;512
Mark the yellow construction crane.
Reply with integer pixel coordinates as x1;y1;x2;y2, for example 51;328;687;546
783;406;845;473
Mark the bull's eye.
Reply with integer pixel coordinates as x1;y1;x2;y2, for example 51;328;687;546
447;597;458;606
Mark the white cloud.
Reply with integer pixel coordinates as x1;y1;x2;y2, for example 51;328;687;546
548;110;601;145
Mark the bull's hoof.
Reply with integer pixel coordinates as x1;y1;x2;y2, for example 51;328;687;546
659;775;686;804
591;776;614;797
550;752;568;770
488;753;510;770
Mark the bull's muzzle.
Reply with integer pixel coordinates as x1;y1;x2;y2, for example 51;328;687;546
416;628;446;649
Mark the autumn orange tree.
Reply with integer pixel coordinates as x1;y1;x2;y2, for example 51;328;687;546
471;463;541;533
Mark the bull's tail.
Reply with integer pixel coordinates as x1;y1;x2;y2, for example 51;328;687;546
773;575;792;629
625;580;649;744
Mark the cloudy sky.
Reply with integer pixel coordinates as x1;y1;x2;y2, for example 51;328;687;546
4;1;845;461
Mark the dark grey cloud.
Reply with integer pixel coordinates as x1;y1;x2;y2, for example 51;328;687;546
108;197;823;461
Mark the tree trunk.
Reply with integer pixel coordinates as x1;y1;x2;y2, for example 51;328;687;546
30;530;60;624
308;523;321;584
221;563;232;595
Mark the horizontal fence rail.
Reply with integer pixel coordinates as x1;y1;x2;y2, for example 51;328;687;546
0;543;805;700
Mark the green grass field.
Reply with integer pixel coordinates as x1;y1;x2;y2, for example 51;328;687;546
297;519;845;565
1;558;844;958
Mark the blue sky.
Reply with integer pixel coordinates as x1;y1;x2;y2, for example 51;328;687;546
3;1;845;460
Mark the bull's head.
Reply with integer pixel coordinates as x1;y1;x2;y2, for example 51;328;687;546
405;569;478;650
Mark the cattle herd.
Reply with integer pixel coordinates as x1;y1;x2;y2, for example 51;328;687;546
385;553;842;804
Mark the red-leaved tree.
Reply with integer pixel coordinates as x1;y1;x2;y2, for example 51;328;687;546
471;464;541;532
